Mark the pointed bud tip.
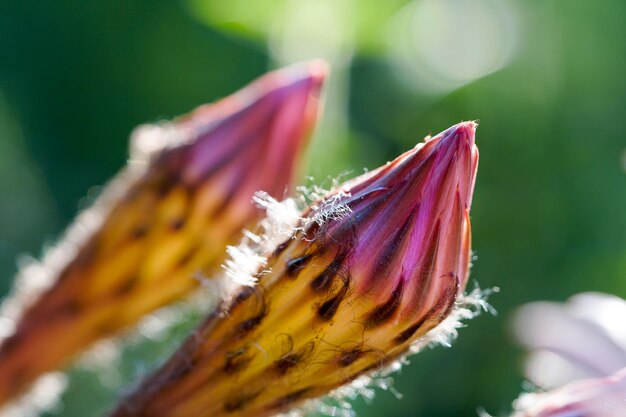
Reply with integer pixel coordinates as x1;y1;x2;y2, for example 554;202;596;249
426;120;477;151
418;120;479;209
291;59;329;83
271;59;329;93
151;60;330;194
316;121;479;317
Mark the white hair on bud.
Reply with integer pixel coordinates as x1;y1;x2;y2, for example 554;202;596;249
87;187;351;397
221;187;351;290
307;191;352;228
77;186;352;404
220;191;301;289
2;169;484;417
0;204;105;329
408;284;498;352
128;122;188;163
294;182;352;229
278;284;497;417
77;188;351;400
253;192;303;240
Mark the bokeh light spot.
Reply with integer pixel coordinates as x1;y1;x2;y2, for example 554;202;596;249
388;0;521;93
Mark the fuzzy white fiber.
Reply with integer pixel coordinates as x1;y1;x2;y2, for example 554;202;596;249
278;285;496;417
0;181;492;417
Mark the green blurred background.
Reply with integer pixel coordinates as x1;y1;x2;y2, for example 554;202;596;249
0;0;625;416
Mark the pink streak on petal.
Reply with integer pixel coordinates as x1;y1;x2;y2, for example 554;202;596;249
320;121;478;321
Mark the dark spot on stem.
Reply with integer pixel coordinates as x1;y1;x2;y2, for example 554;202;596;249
162;356;197;385
274;352;300;375
269;387;312;409
337;348;363;367
318;297;341;321
223;347;254;374
235;294;269;337
393;274;458;344
114;275;138;296
232;286;256;307
170;218;185;231
285;255;311;277
212;186;238;218
223;390;263;412
273;239;291;257
237;312;266;336
60;299;83;316
310;250;347;293
155;174;178;197
131;225;149;239
317;278;350;321
430;273;459;322
371;207;418;279
273;342;315;375
393;317;428;345
413;221;441;306
176;245;198;268
365;279;404;328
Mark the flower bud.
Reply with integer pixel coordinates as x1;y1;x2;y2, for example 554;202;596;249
111;122;480;417
0;61;327;405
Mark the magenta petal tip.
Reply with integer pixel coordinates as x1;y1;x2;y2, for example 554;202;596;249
307;121;479;322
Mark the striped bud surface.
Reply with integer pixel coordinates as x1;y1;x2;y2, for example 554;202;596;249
111;122;479;417
0;61;327;405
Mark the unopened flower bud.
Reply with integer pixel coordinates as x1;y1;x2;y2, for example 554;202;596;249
0;61;327;405
111;122;480;417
